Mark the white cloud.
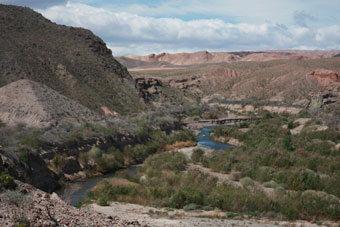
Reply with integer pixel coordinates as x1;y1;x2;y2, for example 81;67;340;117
0;0;67;9
39;2;340;55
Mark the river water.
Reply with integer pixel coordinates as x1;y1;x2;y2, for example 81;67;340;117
57;166;139;206
197;126;231;150
58;126;229;206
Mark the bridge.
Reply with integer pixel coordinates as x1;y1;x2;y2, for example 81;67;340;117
198;116;261;124
183;116;261;128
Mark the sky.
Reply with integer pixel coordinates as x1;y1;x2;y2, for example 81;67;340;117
1;0;340;56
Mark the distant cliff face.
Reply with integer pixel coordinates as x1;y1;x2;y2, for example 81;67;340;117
0;4;145;114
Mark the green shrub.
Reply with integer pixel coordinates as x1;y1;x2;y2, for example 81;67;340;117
0;172;15;190
19;132;40;148
263;181;279;188
191;148;204;163
279;200;300;220
287;121;294;129
226;212;240;218
322;175;340;198
191;109;201;116
97;195;109;206
183;203;199;211
239;122;249;128
18;151;29;164
289;168;321;191
88;146;102;158
0;187;32;224
300;190;340;219
254;166;276;182
240;177;255;187
203;205;213;211
144;152;187;173
51;154;66;170
164;207;174;211
169;129;196;144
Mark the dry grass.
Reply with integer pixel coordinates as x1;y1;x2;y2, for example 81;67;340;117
116;195;153;206
92;178;139;193
164;141;197;151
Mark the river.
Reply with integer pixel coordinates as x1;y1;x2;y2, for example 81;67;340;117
58;126;229;206
197;126;231;150
57;166;139;206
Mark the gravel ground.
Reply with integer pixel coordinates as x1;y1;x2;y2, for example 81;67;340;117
91;202;279;227
91;202;337;227
0;181;144;226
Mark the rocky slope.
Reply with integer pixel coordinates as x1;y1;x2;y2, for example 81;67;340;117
0;180;143;226
120;50;340;67
0;4;145;114
0;79;100;128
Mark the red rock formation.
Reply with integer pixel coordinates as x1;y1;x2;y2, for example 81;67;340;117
307;69;340;84
306;69;340;92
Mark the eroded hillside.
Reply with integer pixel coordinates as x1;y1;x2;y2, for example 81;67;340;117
0;4;145;114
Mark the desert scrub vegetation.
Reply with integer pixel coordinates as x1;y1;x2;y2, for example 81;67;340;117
191;148;205;163
84;149;340;221
0;172;16;191
202;113;340;215
0;124;43;150
78;129;196;174
0;186;33;226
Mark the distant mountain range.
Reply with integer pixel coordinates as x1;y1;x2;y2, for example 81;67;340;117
118;50;340;69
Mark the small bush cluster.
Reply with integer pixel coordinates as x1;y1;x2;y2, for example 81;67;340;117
79;146;125;173
0;172;16;191
78;129;197;174
0;187;32;226
191;148;204;163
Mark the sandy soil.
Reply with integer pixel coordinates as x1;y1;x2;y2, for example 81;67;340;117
90;202;280;227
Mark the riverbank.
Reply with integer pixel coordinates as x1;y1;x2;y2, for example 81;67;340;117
57;126;222;206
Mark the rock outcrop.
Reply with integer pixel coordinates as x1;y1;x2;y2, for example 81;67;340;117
0;180;141;226
167;75;201;90
135;77;163;102
306;69;340;89
0;149;60;192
